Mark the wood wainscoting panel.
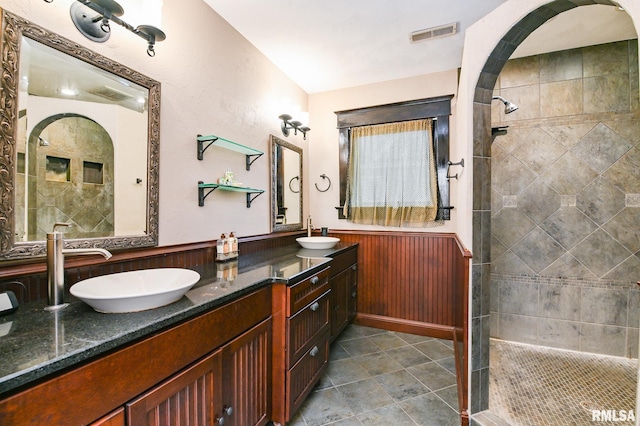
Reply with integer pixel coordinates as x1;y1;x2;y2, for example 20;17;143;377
332;231;470;331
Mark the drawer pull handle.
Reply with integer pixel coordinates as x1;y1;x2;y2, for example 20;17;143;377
310;276;319;284
310;346;319;357
351;265;357;271
310;302;320;311
216;416;225;425
352;291;357;298
224;406;233;416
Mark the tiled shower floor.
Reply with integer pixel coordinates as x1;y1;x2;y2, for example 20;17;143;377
288;324;460;426
487;339;638;426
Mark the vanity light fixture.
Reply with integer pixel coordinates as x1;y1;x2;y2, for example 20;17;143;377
43;0;166;57
279;114;311;140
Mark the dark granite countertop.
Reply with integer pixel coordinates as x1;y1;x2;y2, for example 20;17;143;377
0;242;356;397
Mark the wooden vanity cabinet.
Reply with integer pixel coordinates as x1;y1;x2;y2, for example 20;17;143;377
126;317;272;426
220;317;272;426
126;348;223;425
0;287;272;426
272;267;331;424
329;246;358;341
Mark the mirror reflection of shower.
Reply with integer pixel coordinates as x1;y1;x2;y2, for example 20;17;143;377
492;95;519;114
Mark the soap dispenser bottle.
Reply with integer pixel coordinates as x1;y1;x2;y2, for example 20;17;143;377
216;233;227;260
229;232;238;253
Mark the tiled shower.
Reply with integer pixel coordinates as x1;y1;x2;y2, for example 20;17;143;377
490;39;640;358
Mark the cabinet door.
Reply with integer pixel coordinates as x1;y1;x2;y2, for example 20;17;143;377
347;264;358;322
330;268;349;340
221;317;272;426
126;350;223;426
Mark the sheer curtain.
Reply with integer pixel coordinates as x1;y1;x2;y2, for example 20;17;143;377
344;118;439;227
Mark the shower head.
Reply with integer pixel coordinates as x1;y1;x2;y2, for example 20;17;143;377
492;96;519;114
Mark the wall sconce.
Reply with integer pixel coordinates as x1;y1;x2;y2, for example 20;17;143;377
43;0;166;57
279;114;310;140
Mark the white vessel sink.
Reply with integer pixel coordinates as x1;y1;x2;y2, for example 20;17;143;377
70;268;201;313
296;236;340;249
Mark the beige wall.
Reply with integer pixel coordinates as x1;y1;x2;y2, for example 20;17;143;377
308;71;460;233
0;0;308;246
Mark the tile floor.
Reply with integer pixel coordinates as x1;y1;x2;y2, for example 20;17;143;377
289;324;460;426
476;338;638;426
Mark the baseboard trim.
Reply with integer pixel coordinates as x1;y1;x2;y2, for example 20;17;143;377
353;313;455;341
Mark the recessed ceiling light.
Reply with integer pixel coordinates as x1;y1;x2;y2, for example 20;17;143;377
60;88;77;96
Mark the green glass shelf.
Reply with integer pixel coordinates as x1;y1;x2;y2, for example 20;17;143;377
197;134;263;170
198;182;265;207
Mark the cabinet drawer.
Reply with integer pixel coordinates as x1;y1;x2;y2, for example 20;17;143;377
330;247;357;277
287;291;330;366
287;267;330;316
286;331;330;419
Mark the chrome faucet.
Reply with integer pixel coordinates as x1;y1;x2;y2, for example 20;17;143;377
307;215;315;237
46;223;112;311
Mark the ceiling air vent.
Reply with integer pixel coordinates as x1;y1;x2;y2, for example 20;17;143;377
410;22;458;43
88;85;132;102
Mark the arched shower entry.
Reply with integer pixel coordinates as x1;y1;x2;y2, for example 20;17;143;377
463;0;640;424
19;113;114;241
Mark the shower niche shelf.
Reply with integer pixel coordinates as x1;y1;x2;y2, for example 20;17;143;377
197;134;263;170
198;181;264;207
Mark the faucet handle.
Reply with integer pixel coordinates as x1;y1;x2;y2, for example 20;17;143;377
52;223;71;233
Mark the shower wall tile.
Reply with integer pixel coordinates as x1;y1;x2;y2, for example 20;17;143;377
511;227;566;273
511;128;567;175
571;123;632;174
540;79;583;117
499;280;538;316
580;324;626;357
540;207;598;250
583;74;630;114
518;180;561;224
492;250;536;275
490;40;639;358
630;40;639;112
500;56;540;88
603;145;640;194
542;122;595;149
603;209;640;253
582;41;629;78
490;312;499;338
491;235;508;262
571;229;631;278
540;151;599;195
627;328;639;359
492;208;536;247
628;289;640;328
492;154;537;195
541;253;598;280
605;256;640;282
496;314;537;344
537;318;581;350
580;287;628;326
502;85;541;121
576;177;626;226
539;283;581;321
540;49;583;83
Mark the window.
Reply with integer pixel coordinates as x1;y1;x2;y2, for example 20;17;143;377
336;96;453;224
345;119;438;226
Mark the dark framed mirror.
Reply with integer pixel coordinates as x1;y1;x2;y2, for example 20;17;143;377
0;11;160;260
270;134;303;232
